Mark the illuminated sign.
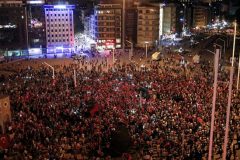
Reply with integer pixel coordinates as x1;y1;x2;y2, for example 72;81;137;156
44;5;75;9
27;0;44;4
0;24;17;29
54;5;66;9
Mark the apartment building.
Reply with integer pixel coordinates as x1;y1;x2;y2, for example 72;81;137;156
137;5;159;48
89;4;122;49
44;5;75;53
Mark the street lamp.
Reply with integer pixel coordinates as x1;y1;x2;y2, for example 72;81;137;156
216;38;226;59
222;20;237;160
237;51;240;90
43;62;55;79
122;0;126;51
145;42;149;58
214;43;223;59
208;49;220;160
126;40;133;60
112;48;115;64
236;37;240;90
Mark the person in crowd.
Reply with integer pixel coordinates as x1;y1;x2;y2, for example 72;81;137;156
0;54;239;160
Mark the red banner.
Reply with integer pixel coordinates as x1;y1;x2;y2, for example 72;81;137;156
0;135;9;149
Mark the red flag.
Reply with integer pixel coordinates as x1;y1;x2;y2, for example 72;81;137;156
0;135;9;149
90;104;100;117
197;117;204;125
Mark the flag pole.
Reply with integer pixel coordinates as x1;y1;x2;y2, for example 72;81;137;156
222;20;237;160
208;49;220;160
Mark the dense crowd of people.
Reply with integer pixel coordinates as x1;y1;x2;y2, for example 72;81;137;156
0;54;239;160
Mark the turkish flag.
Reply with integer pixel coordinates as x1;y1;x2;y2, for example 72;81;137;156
0;135;9;149
90;104;100;117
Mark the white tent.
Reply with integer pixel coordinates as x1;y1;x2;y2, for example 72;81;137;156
151;52;161;61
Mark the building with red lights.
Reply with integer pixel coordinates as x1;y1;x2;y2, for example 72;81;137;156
89;4;122;49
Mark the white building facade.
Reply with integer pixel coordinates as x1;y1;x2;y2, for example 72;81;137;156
44;5;75;54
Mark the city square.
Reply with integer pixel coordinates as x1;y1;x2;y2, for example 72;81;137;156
0;0;240;160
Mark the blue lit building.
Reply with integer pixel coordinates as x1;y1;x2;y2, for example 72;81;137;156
44;5;75;54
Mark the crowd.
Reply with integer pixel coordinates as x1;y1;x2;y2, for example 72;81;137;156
0;54;239;160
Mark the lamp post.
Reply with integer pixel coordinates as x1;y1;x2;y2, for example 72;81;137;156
216;38;226;59
236;37;240;90
122;0;126;51
43;62;55;79
126;40;133;60
112;48;115;64
214;43;222;59
145;42;149;58
73;69;77;88
237;51;240;90
208;49;220;160
222;20;237;160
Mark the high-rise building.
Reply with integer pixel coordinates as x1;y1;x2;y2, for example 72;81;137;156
44;5;75;54
89;4;122;49
193;5;210;27
162;3;176;34
98;0;139;47
0;0;27;52
137;5;159;47
26;0;46;49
